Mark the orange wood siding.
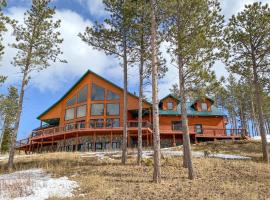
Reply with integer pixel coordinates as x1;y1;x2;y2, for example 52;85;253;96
194;99;212;112
39;72;151;126
161;96;178;111
159;115;225;132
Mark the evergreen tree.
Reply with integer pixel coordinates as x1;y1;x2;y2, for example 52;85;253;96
0;0;15;83
224;2;270;162
8;0;65;170
0;86;18;153
150;0;161;183
79;0;135;164
162;0;224;179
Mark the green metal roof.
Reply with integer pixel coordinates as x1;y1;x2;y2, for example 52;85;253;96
37;69;152;120
159;102;225;117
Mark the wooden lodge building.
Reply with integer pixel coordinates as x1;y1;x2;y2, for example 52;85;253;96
16;70;247;152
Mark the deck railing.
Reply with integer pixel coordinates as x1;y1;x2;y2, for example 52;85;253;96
197;128;247;137
31;120;152;138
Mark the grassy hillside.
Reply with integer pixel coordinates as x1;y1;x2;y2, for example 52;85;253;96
0;141;270;200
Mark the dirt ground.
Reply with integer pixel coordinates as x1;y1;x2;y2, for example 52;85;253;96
1;141;270;200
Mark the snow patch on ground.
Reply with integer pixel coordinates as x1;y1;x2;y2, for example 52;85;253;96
77;148;251;160
253;135;270;143
0;168;78;200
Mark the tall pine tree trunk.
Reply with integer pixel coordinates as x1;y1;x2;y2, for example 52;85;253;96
178;58;195;180
0;118;6;151
8;69;27;170
137;39;144;165
151;0;161;183
121;32;128;164
251;49;269;162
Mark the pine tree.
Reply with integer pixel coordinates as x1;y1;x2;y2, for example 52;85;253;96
131;0;167;165
0;86;18;153
162;0;224;179
0;0;15;83
8;0;65;170
79;0;136;165
224;2;270;162
150;0;161;183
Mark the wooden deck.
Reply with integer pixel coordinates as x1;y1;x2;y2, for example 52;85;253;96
16;121;247;152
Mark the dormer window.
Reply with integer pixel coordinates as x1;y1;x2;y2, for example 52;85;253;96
201;103;208;111
167;102;173;110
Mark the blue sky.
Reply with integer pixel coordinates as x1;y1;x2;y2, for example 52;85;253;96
0;0;269;140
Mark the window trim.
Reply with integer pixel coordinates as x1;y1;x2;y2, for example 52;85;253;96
167;102;174;110
194;124;203;134
66;95;76;107
171;121;182;131
201;103;208;111
91;83;105;101
90;103;104;116
107;90;120;101
65;107;75;121
77;85;88;104
76;104;87;118
106;103;120;116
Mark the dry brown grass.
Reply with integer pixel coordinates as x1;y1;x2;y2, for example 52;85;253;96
0;142;270;200
191;140;269;161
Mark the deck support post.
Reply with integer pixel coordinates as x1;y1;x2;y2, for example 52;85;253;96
94;132;96;152
127;131;130;148
110;131;113;150
146;131;149;147
63;134;66;152
51;136;54;152
29;140;32;154
173;134;176;147
195;136;198;144
41;138;43;153
76;132;79;152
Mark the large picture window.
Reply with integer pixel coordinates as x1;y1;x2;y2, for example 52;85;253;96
171;121;182;131
66;95;76;107
76;105;87;118
90;119;104;128
107;90;120;100
91;104;104;116
91;84;105;101
78;85;88;103
106;118;120;127
107;103;120;116
65;108;75;121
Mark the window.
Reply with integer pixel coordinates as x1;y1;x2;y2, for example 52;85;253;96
66;95;76;107
91;84;105;100
90;119;104;128
201;103;208;111
95;143;103;150
112;142;121;149
76;105;87;118
65;108;75;121
107;90;120;100
195;124;203;134
91;104;104;116
76;120;86;129
171;121;182;130
167;102;173;110
78;85;88;103
106;118;120;127
107;103;120;116
65;124;74;131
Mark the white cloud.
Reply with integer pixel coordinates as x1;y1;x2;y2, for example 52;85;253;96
78;0;108;17
0;6;118;92
2;1;268;97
